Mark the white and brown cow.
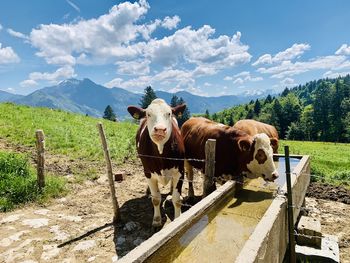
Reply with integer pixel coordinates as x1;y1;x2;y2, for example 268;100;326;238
233;119;279;153
127;99;186;228
181;117;278;197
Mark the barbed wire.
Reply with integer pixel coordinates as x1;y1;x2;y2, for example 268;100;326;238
137;153;206;163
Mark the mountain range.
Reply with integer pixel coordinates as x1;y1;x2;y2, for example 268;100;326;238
0;78;275;118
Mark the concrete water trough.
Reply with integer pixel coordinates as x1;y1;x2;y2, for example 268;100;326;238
117;155;310;263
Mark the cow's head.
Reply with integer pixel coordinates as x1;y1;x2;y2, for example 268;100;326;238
240;133;278;182
127;99;186;154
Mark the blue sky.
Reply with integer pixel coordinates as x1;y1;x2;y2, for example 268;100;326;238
1;0;350;96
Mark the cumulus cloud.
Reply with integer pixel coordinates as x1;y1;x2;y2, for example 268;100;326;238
258;55;347;79
335;44;350;56
7;28;29;40
0;43;20;64
229;71;263;84
29;0;151;65
252;43;310;66
161;16;180;30
280;77;295;86
21;66;76;87
323;70;350;78
116;60;150;75
25;0;252;93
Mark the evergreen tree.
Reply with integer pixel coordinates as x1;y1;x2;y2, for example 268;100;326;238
205;109;210;119
254;99;261;116
281;87;290;97
177;97;191;127
264;94;273;104
313;82;331;141
140;86;157;109
103;105;117;121
246;108;254;119
170;95;179;107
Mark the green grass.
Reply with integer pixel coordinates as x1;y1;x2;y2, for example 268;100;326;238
0;103;138;163
279;140;350;185
0;151;66;211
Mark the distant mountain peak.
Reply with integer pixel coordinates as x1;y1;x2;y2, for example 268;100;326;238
59;78;81;85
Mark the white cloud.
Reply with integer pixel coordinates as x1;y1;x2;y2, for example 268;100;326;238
233;78;244;84
323;70;350;78
258;55;347;79
7;28;29;40
231;71;263;84
20;79;38;87
252;43;310;66
66;0;80;12
21;66;76;86
224;76;232;81
204;82;212;87
145;27;251;69
280;77;295;86
116;60;150;75
234;71;250;78
0;24;3;31
335;44;350;56
29;0;151;65
0;43;20;64
161;16;180;30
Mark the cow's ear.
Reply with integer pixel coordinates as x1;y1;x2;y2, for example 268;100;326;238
270;138;278;148
238;139;252;152
127;106;145;120
172;104;186;117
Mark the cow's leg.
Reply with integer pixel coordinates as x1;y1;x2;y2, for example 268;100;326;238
147;177;162;227
185;160;194;198
172;171;183;219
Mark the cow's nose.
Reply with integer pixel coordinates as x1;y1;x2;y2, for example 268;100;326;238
272;172;279;180
154;127;167;133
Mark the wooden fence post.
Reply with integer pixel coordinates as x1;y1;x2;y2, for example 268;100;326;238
35;130;45;189
97;122;120;222
203;139;216;197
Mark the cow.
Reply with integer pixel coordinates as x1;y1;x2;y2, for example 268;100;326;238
181;117;278;197
233;119;279;153
127;99;186;228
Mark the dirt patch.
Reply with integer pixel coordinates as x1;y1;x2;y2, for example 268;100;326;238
305;197;350;263
306;182;350;204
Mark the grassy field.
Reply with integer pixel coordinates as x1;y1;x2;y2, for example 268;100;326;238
0;151;66;211
0;103;138;163
0;102;349;189
279;140;350;185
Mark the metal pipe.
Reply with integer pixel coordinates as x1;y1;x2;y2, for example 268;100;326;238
285;145;296;263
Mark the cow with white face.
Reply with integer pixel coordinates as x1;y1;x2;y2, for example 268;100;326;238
127;99;186;228
181;117;279;196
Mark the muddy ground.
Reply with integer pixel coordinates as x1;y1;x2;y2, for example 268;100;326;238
0;141;349;262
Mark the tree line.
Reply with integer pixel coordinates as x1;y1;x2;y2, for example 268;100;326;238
206;75;350;142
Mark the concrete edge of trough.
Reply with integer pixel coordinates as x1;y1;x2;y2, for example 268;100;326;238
117;180;237;263
235;155;311;263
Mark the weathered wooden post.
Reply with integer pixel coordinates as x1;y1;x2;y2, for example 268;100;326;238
203;139;216;197
35;130;45;189
285;145;296;263
97;123;120;223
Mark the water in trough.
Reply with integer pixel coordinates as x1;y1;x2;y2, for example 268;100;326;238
146;157;301;263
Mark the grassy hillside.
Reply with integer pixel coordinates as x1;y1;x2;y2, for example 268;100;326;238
280;140;350;185
0;103;138;163
0;102;349;187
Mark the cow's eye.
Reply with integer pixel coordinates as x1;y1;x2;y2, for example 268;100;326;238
167;113;171;117
147;113;151;117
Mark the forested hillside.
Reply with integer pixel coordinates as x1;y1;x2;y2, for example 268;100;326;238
210;75;350;142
